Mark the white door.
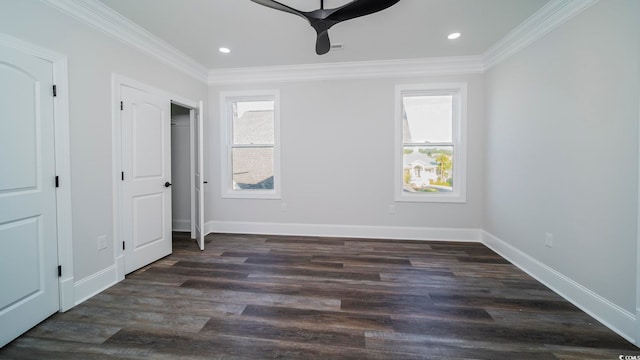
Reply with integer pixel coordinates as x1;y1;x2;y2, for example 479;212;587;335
0;44;59;347
121;85;172;274
194;103;205;250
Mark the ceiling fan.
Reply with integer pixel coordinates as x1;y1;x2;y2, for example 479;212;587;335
250;0;401;55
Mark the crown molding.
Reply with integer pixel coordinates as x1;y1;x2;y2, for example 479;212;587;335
41;0;208;82
483;0;600;70
39;0;599;85
208;56;484;85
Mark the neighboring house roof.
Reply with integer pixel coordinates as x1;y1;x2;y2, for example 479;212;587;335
232;147;274;189
234;110;274;145
232;110;274;189
402;108;412;143
403;151;438;169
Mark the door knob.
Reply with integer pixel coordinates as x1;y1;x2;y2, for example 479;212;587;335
164;182;172;188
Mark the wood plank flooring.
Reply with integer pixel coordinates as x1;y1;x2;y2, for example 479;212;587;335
1;232;638;359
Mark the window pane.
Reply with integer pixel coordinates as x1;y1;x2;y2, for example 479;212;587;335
233;100;274;145
402;146;453;193
232;147;274;190
402;95;452;143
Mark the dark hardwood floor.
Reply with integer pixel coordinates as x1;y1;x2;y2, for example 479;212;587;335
1;232;638;359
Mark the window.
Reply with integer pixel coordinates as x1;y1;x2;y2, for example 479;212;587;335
395;83;467;202
221;90;280;199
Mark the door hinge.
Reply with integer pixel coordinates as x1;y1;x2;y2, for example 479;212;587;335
58;265;62;277
52;85;57;97
55;176;60;188
120;101;123;111
122;241;125;250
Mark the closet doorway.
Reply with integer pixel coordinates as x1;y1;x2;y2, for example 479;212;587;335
171;102;205;250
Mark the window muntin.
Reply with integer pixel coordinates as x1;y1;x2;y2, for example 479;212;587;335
395;84;467;203
221;91;280;199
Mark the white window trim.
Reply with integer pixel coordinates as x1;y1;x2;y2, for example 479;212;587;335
220;90;281;199
394;83;468;203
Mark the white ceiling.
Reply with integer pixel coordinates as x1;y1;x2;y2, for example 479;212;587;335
97;0;550;70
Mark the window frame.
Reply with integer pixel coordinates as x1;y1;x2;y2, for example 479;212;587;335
220;90;281;199
394;83;467;203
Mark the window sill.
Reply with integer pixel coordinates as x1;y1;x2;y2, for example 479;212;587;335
221;190;281;200
395;192;466;203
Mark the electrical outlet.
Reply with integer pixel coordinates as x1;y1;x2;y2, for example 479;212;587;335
97;235;108;251
544;233;554;248
388;205;396;214
281;202;287;212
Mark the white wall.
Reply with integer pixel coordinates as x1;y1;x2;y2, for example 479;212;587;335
484;0;639;317
0;1;207;282
171;113;191;231
207;74;484;235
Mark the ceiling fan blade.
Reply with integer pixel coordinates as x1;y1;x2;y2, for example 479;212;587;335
315;30;331;55
250;0;307;19
327;0;400;22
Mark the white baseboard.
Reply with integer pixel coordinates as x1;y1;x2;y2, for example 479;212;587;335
481;230;637;344
58;276;74;312
73;264;118;306
115;254;125;282
205;220;482;242
172;219;190;232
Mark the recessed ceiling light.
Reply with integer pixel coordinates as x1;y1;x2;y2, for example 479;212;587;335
447;32;461;40
219;47;231;54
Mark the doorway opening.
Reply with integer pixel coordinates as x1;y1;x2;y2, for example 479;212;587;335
170;103;192;234
0;34;73;347
112;74;204;279
170;100;205;252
